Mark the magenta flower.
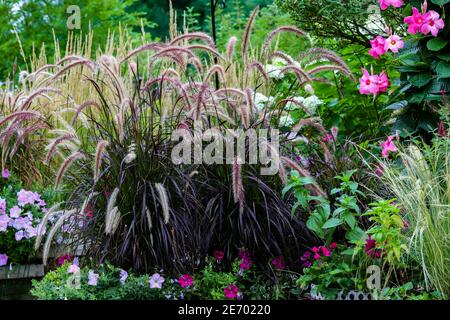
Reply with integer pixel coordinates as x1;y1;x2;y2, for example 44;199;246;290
322;133;334;144
224;283;239;299
313;253;321;260
271;256;286;270
378;0;403;10
300;251;312;268
2;168;10;179
374;164;385;177
88;271;99;286
238;249;252;271
178;274;193;288
380;135;398;158
0;253;8;266
56;254;72;266
377;72;390;94
359;68;380;96
421;10;445;36
213;250;224;262
321;246;331;257
149;273;165;289
329;242;337;249
404;7;427;34
365;236;383;258
369;36;387;59
384;35;404;53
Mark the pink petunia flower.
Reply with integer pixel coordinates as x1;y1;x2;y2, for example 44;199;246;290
67;264;80;274
0;198;6;215
404;7;427;34
359;68;380;96
313;253;321;260
378;0;403;10
149;273;165;289
224;283;239;299
384;35;404;53
271;256;286;270
9;206;22;219
369;36;387;59
0;253;8;266
2;168;10;179
178;274;193;288
420;10;445;37
380;135;398;158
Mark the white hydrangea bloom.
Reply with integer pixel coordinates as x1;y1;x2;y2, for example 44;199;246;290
279;114;294;127
254;92;274;111
303;95;323;115
265;64;284;80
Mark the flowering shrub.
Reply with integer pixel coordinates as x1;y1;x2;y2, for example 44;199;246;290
362;0;449;137
0;171;57;265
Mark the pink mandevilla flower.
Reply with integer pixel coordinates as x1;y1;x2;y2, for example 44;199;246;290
378;0;403;10
404;7;427;34
381;135;398;158
369;36;387;59
0;253;8;266
321;246;331;257
421;10;445;37
224;283;239;299
377;72;390;93
178;274;193;288
384;35;404;53
359;68;380;96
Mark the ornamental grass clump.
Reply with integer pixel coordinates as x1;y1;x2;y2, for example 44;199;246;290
33;6;355;273
381;135;450;298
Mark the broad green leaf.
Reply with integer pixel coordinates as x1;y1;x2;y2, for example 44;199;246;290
426;37;448;51
436;61;450;79
408;73;433;88
437;53;450;62
345;227;365;243
343;212;357;229
322;218;342;229
431;0;450;5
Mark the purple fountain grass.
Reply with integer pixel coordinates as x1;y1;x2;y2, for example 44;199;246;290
45;133;79;164
94;140;109;182
226;36;238;62
71;100;100;126
54;151;86;189
246;61;269;82
241;6;260;63
262;26;307;57
169;32;215;48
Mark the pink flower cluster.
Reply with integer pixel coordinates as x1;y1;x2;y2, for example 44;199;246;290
238;249;252;271
271;255;286;270
380;135;398;158
359;68;390;96
378;0;403;11
364;236;384;258
404;2;445;37
178;274;194;288
300;243;337;268
224;283;240;299
213;250;224;262
369;35;404;59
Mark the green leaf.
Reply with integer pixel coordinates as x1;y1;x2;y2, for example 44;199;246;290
322;218;342;229
408;74;433;88
343;212;357;229
384;100;408;110
431;0;450;5
426;37;448;51
345;227;365;243
437;53;450;62
436;61;450;79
